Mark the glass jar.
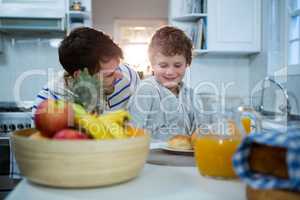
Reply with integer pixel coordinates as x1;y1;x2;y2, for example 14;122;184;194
194;106;261;179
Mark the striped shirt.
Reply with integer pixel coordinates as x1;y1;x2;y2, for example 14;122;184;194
31;64;140;117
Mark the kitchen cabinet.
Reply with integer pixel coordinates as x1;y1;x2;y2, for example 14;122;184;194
169;0;261;55
0;0;66;32
0;0;92;33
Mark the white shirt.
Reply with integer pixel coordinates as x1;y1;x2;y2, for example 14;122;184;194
128;76;202;141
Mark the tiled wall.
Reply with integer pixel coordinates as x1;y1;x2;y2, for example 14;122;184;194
0;33;64;102
186;55;250;104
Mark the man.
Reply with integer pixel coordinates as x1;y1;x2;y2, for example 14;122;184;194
32;27;140;116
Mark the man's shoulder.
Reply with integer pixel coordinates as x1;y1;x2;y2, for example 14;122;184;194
118;63;137;75
117;63;140;85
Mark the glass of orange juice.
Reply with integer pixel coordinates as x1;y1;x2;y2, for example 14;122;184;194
194;135;241;178
193;106;262;179
193;116;243;179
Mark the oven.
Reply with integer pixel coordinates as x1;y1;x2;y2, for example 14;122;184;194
0;102;32;176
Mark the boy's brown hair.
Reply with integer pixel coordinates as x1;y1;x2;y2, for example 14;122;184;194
148;26;193;65
59;27;123;75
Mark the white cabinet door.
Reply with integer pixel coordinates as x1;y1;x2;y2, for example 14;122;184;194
0;0;66;18
207;0;261;52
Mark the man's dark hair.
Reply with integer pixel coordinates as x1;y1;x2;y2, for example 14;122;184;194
59;27;123;75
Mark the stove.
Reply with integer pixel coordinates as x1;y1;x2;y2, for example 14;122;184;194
0;102;33;176
0;102;33;139
0;112;32;139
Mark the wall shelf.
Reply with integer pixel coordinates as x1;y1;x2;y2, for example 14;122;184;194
172;13;207;22
193;49;209;55
69;11;90;20
193;49;260;56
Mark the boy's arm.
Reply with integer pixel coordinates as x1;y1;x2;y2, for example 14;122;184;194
188;89;203;134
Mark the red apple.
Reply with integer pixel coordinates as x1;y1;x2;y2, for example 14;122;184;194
34;99;74;137
53;129;89;140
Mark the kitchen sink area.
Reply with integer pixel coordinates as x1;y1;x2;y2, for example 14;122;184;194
258;110;300;132
252;76;300;133
262;117;300;133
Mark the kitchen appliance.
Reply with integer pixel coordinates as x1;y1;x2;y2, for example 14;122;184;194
0;102;32;175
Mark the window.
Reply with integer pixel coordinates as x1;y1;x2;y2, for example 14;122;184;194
287;0;300;72
114;19;166;77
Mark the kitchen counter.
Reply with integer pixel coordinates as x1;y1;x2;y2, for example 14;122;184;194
6;164;246;200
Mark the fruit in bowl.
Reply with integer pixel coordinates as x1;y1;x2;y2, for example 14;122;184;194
32;99;140;141
34;99;74;138
11;68;150;187
53;129;89;140
29;131;48;140
12;128;149;188
13;103;149;187
32;69;142;141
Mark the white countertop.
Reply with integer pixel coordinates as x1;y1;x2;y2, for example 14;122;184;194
6;164;246;200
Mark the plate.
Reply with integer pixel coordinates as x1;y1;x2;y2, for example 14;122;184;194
161;146;194;155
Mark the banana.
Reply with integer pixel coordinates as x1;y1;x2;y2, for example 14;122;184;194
100;119;128;139
98;110;131;126
97;110;131;139
74;108;131;140
75;114;113;140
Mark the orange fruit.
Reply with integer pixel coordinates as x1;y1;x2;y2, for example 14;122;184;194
30;131;48;140
125;125;145;137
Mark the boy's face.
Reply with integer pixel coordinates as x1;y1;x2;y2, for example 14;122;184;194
152;53;187;90
97;57;122;95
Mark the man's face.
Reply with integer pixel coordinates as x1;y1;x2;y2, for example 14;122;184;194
152;53;187;90
97;57;122;95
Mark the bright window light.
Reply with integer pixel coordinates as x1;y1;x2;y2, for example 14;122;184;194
123;44;150;73
114;19;166;77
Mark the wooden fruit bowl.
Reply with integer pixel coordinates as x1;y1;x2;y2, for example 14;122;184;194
11;128;150;188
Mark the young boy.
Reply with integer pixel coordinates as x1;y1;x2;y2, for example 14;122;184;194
128;26;200;141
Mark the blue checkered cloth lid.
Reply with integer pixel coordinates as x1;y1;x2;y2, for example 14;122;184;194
233;129;300;191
